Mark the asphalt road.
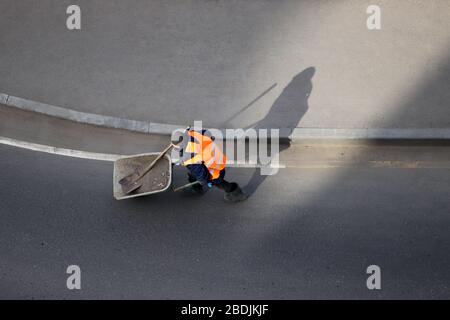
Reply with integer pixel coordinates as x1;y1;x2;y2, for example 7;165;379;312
1;144;450;299
1;0;449;129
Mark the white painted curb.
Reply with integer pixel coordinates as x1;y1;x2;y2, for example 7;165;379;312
2;92;450;140
0;136;122;162
0;136;284;169
290;128;450;140
3;93;181;135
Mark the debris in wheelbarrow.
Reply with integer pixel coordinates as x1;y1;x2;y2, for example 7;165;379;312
119;143;176;194
113;152;172;200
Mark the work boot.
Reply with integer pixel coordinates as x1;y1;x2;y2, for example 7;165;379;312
224;184;248;202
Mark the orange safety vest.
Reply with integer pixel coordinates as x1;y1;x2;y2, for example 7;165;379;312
182;130;227;180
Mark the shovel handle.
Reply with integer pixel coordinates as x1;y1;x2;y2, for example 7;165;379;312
135;143;176;182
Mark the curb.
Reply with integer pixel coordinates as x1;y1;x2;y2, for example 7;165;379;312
0;136;122;161
3;136;450;169
0;136;284;169
2;92;450;140
290;128;450;140
2;93;180;135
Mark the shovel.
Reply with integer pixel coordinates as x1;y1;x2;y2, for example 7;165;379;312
119;143;177;194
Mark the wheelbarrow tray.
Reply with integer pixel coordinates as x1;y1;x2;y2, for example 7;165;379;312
113;152;172;200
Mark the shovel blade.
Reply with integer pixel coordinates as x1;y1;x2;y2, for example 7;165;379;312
119;171;144;194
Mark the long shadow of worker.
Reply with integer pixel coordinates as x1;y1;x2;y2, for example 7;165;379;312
244;67;315;197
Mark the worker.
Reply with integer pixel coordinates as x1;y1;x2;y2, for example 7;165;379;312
178;127;247;202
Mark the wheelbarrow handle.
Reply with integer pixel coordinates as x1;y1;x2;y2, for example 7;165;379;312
172;180;201;192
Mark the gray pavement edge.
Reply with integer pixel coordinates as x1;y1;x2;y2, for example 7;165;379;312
2;92;450;140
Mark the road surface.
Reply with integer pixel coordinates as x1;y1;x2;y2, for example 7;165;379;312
1;144;450;299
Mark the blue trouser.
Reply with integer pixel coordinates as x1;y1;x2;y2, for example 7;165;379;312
186;164;234;193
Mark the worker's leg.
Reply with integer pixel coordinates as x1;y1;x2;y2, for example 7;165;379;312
212;170;247;202
213;179;235;193
185;164;210;195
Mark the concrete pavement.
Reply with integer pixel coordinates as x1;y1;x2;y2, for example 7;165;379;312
4;95;450;140
1;144;450;299
1;0;449;129
3;103;450;170
0;103;169;156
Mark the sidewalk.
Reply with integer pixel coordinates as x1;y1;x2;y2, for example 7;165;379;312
2;103;450;169
3;93;450;140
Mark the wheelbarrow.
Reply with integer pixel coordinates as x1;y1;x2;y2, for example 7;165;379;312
113;144;199;200
113;152;173;200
